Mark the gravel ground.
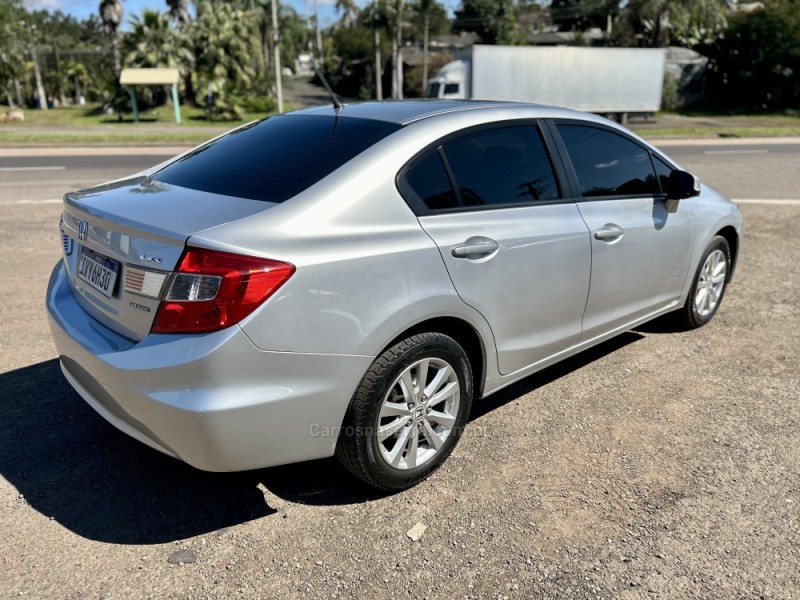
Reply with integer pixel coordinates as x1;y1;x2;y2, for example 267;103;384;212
1;167;798;598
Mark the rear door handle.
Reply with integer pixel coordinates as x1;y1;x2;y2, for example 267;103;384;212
451;238;499;258
593;224;624;242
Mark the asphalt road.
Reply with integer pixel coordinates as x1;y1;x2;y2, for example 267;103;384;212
1;139;799;599
1;138;799;204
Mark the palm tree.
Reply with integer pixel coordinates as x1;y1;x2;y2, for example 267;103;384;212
63;60;90;103
0;2;26;105
165;0;195;105
390;0;405;99
191;0;259;114
413;0;437;96
124;10;193;106
166;0;192;26
124;10;190;69
99;0;124;79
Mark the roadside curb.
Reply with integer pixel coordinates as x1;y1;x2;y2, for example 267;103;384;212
646;136;800;146
0;146;193;157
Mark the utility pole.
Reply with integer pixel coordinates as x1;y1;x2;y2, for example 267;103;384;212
25;20;47;111
271;0;283;113
373;7;383;100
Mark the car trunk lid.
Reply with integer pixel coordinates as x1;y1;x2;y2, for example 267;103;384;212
60;176;277;341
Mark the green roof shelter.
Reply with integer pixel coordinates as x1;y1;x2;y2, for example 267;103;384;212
119;68;182;124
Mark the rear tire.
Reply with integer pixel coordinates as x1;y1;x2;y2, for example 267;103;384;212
673;235;731;330
335;333;473;491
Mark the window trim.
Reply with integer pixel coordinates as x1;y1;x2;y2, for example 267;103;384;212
396;119;574;216
546;119;676;203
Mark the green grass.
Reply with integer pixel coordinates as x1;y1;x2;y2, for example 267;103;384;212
7;104;271;127
634;126;800;139
5;105;800;146
0;104;277;146
0;130;219;146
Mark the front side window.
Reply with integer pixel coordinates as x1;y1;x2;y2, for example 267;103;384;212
427;83;441;98
557;124;659;198
444;83;460;95
652;155;674;194
442;126;560;206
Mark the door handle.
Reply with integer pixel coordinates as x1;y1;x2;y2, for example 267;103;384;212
593;224;624;242
451;239;499;258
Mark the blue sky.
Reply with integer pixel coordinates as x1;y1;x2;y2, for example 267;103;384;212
25;0;347;28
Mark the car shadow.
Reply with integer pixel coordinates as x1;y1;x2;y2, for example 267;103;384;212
1;332;643;544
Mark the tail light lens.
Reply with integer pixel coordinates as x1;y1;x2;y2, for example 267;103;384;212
152;248;295;334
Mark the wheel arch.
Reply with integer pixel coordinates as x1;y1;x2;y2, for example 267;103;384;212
715;225;739;281
382;316;487;400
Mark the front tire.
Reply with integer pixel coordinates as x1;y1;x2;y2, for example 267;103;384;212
675;235;731;329
335;332;474;491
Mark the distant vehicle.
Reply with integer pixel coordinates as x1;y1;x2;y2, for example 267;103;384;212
427;45;667;123
48;101;742;491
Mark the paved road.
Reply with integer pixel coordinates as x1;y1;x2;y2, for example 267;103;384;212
1;139;798;204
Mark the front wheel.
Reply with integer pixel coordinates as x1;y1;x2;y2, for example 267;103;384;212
335;332;474;491
675;235;731;329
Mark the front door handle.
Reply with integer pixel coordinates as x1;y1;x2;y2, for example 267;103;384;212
451;238;499;258
593;224;624;242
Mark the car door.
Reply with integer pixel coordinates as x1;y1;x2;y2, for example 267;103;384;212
398;123;591;376
550;121;696;339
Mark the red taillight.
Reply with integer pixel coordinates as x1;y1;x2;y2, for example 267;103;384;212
152;248;295;334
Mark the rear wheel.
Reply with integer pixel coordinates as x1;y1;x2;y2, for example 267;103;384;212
674;235;731;329
335;333;473;491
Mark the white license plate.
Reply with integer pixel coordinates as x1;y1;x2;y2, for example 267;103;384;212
77;246;119;298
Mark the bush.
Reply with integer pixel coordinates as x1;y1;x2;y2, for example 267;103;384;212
661;71;680;111
702;1;800;111
241;95;276;114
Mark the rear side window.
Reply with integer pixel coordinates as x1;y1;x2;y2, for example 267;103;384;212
405;152;458;210
442;126;560;206
557;124;659;197
154;115;401;203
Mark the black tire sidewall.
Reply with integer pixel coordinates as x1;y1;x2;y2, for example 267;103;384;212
362;335;473;490
687;236;731;327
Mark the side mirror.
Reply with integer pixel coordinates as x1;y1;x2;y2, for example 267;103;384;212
666;169;701;200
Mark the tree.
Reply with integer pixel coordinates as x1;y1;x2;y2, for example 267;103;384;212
409;0;448;94
550;0;619;32
453;0;517;44
124;10;190;70
390;0;405;98
123;10;192;106
0;0;26;105
613;0;727;48
190;1;260;118
99;0;123;78
166;0;192;26
63;59;90;101
166;0;194;102
703;0;800;110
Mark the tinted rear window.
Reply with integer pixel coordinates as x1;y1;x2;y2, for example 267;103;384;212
154;114;402;203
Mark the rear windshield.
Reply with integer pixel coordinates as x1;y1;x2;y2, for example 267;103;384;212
154;114;402;203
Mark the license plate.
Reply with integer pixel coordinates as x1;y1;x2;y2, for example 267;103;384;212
77;246;119;298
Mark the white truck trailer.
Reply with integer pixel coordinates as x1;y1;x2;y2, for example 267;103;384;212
427;45;666;123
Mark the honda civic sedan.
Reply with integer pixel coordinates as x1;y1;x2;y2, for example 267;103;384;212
47;101;743;490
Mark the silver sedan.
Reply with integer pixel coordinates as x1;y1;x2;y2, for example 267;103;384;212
47;101;743;490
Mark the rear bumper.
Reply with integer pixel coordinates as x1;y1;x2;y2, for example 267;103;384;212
46;261;372;472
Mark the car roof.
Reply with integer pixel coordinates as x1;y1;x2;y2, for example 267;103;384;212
293;100;589;126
